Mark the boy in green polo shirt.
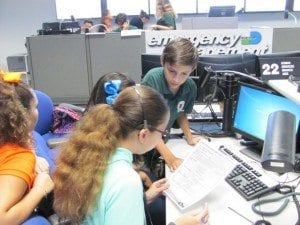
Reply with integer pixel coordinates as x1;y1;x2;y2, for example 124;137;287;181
141;37;199;172
114;13;138;32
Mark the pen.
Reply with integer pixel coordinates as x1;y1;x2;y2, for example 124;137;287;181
227;206;253;224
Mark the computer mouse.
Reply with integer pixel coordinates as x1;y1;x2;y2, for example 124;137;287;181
254;220;271;225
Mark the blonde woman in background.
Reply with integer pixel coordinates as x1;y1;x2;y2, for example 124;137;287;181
151;0;176;30
101;9;113;32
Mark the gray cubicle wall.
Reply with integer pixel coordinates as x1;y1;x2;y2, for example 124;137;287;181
26;28;300;104
26;33;145;104
26;34;90;104
273;27;300;52
87;32;145;88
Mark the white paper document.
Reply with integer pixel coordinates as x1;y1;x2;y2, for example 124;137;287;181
164;140;235;210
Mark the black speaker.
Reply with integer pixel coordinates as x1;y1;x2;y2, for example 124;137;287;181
261;110;296;173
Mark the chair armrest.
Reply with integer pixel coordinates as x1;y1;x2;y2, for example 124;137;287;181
47;137;68;149
58;103;85;114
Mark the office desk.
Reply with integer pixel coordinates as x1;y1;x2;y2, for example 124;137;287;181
267;79;300;105
165;137;299;225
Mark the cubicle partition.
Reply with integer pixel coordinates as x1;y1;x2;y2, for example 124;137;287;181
26;33;145;104
87;32;146;90
26;27;300;104
26;34;90;104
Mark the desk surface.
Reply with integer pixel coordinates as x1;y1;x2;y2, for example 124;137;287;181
165;137;299;225
267;79;300;105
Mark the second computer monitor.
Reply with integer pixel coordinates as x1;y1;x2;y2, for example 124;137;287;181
196;53;259;103
232;83;300;153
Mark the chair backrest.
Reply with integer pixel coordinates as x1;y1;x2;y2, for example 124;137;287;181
89;24;108;32
34;90;54;135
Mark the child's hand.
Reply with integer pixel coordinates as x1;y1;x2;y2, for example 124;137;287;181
166;156;183;172
175;204;209;225
186;135;201;146
145;178;169;204
35;156;49;174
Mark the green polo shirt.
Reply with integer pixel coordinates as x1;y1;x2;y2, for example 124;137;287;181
157;12;176;29
141;67;196;129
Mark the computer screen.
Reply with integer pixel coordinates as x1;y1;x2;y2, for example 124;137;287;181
208;6;236;17
141;54;161;79
232;83;300;152
196;53;259;103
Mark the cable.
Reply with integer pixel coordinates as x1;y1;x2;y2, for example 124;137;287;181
201;66;214;88
252;191;300;216
252;193;293;216
292;186;300;225
214;69;264;85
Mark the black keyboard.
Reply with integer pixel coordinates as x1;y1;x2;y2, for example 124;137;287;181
220;146;278;201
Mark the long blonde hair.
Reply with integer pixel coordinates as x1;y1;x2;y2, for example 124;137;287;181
156;0;176;18
53;86;169;224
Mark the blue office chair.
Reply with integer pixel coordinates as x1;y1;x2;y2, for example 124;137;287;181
22;215;51;225
34;90;76;146
34;90;84;148
34;90;66;142
34;90;54;136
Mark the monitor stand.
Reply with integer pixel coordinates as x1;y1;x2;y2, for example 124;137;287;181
239;146;262;162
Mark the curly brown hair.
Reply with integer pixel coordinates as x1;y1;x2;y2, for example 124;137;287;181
0;80;32;148
53;86;169;224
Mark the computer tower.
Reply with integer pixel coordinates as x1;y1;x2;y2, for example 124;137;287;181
7;54;28;72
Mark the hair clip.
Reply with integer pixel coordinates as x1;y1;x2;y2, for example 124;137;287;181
104;80;122;105
0;70;22;84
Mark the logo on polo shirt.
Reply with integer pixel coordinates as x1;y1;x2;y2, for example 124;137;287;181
177;101;185;112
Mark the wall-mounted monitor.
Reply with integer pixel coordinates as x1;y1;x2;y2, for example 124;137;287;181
208;5;236;17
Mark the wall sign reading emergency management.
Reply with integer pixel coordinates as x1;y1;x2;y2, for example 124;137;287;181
145;28;273;56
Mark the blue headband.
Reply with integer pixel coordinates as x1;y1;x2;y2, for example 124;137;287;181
104;80;122;105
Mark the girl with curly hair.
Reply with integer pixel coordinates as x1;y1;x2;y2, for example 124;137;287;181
0;79;53;225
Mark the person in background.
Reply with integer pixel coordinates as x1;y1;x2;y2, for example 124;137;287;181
101;9;113;32
0;77;54;225
81;19;94;33
85;72;135;112
141;37;200;173
114;13;138;32
151;0;176;30
53;85;209;225
130;10;150;29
